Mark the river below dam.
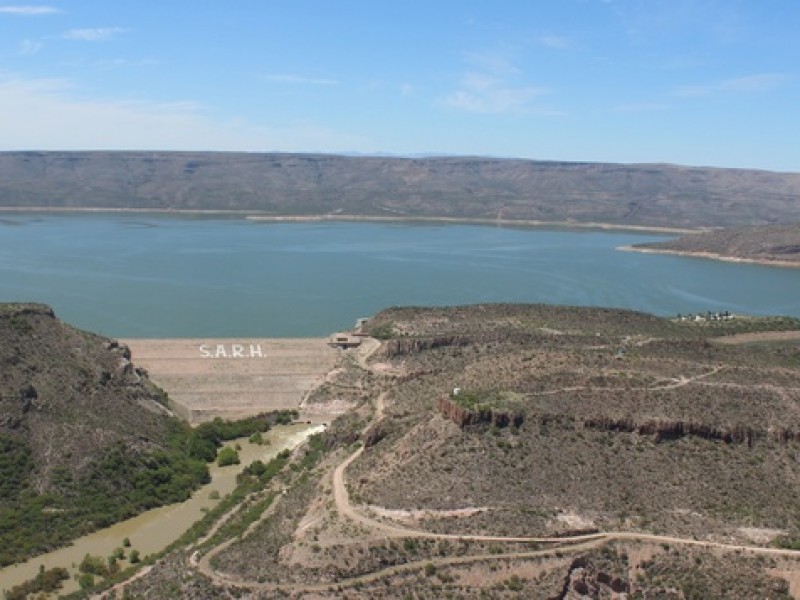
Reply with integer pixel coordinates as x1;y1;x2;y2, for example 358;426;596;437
0;423;322;597
1;214;799;337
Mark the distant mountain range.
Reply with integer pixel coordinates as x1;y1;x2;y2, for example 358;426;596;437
1;151;799;229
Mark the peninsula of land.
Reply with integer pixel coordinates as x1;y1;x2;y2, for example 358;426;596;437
625;223;800;268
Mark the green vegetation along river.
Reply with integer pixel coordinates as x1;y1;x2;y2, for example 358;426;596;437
0;423;322;597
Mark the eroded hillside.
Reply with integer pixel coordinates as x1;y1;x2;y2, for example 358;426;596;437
354;306;800;540
0;304;208;565
116;304;800;599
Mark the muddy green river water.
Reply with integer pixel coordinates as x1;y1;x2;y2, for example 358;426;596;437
0;423;322;596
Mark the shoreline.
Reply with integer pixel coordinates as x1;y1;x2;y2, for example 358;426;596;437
0;206;695;234
618;245;800;269
245;214;696;234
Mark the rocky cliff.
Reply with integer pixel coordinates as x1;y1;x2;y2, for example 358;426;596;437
438;395;524;429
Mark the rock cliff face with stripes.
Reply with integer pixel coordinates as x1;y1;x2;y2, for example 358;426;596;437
437;395;524;429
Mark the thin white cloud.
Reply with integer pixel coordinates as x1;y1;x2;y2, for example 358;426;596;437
62;27;126;42
0;5;59;15
718;73;791;92
463;50;520;77
444;72;550;114
615;102;671;112
262;74;338;86
672;73;790;97
537;35;572;50
444;51;557;115
0;74;367;152
18;38;43;55
95;58;160;69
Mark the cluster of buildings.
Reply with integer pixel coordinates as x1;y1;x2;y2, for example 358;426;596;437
676;311;735;322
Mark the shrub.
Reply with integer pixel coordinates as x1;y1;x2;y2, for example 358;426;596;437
217;447;240;467
4;566;69;600
79;553;109;578
370;322;395;340
77;573;95;590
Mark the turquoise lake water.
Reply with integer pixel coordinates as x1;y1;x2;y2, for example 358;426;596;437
0;213;798;337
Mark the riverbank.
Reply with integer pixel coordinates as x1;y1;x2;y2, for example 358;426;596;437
0;423;322;597
618;245;800;269
0;206;696;234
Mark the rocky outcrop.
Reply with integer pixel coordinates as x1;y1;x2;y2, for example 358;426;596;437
438;395;524;429
362;419;387;448
582;416;800;445
381;331;541;358
382;336;475;358
550;557;629;600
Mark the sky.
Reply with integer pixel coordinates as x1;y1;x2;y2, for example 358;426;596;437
0;1;798;172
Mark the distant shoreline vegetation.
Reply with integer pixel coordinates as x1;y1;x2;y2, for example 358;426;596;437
0;207;696;235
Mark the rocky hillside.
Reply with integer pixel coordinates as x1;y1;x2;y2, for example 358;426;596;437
0;304;208;566
634;222;800;265
1;151;800;228
111;304;800;599
354;305;800;540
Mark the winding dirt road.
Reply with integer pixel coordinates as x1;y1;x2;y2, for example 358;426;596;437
108;336;800;596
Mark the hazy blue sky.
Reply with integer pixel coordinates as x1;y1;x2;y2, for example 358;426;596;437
0;1;797;171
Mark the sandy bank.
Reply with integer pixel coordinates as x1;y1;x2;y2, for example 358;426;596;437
246;214;696;234
618;245;800;269
0;206;695;234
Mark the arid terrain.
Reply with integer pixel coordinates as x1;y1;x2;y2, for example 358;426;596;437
629;223;800;267
2;151;800;229
102;304;800;599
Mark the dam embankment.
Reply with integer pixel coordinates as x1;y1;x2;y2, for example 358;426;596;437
123;338;339;424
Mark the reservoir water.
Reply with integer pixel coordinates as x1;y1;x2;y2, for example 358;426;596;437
1;213;798;337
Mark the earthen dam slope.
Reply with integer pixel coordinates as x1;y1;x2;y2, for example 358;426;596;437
123;338;338;424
